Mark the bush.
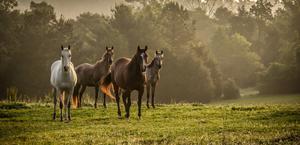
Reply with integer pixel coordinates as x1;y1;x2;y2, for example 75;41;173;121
258;63;300;94
223;78;240;99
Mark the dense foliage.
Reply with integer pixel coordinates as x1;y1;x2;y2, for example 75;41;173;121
1;0;300;102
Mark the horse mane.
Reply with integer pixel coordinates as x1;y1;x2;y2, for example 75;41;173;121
129;53;142;74
147;58;155;68
93;51;108;67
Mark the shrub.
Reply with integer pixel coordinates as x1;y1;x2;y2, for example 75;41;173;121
223;78;240;99
258;63;300;94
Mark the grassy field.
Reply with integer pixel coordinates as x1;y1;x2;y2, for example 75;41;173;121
1;95;300;144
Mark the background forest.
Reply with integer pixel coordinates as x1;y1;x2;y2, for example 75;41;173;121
1;0;300;103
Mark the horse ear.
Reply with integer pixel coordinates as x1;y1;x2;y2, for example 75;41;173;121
68;45;71;50
145;45;148;51
161;50;163;54
111;46;114;50
137;45;141;51
61;45;64;50
156;50;159;55
106;46;108;51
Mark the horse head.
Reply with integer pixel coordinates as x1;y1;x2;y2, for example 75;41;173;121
154;50;164;69
104;46;114;65
61;45;72;72
136;45;148;72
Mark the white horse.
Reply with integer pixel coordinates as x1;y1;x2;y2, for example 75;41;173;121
50;45;77;121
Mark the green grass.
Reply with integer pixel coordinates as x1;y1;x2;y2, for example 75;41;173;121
0;95;300;144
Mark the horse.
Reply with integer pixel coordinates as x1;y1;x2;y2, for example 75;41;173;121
101;45;148;119
50;45;77;121
72;46;114;108
146;50;164;108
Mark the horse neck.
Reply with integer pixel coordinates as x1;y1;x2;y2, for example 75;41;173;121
128;55;143;76
147;59;160;73
94;60;109;74
60;60;71;76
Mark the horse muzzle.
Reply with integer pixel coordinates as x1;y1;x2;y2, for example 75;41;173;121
142;66;146;72
109;59;113;64
64;66;69;71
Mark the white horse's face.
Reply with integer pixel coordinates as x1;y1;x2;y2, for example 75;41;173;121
155;50;164;69
61;46;72;72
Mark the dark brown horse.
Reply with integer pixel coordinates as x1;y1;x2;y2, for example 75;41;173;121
146;50;164;108
101;46;148;119
72;46;114;108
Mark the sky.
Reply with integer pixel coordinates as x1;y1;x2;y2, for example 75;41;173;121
17;0;125;19
16;0;262;19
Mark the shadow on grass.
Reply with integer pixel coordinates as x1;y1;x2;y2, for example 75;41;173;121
0;102;31;109
269;134;300;144
231;106;266;111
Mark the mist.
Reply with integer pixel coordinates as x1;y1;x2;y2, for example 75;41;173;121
1;0;300;103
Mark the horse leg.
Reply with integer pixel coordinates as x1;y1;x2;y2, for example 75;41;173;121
67;89;73;121
125;91;131;119
79;85;86;107
64;91;69;121
122;90;127;112
52;88;57;120
59;90;63;121
151;83;156;108
146;83;150;109
103;93;106;108
138;88;144;119
94;86;99;109
114;85;121;118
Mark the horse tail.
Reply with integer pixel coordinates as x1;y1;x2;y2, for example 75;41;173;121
100;73;115;100
72;84;79;108
72;95;78;109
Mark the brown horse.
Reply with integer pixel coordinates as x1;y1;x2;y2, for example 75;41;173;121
72;46;114;108
101;45;148;119
146;50;164;108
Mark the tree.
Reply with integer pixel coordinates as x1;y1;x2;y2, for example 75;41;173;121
160;2;193;50
250;0;273;61
210;28;264;87
0;0;20;97
72;12;127;63
214;7;233;25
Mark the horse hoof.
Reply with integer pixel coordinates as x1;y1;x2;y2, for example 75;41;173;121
125;114;130;119
118;116;122;119
146;105;150;109
152;105;155;109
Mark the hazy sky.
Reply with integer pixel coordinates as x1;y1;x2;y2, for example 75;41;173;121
17;0;125;19
16;0;261;19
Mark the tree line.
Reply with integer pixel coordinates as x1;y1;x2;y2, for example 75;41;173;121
1;0;300;103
